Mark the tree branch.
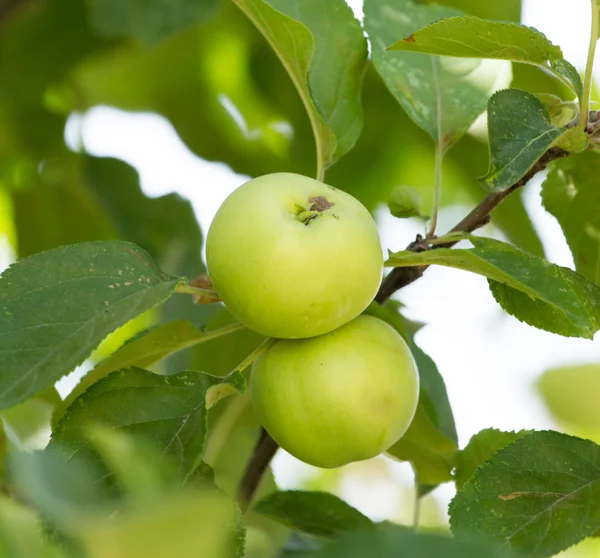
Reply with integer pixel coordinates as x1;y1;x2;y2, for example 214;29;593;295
237;143;572;512
0;0;33;26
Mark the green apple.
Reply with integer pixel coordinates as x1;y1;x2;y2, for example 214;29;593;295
206;173;383;339
251;314;420;468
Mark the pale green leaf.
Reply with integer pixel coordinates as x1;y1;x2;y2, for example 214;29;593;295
482;89;566;191
387;185;423;218
88;0;219;44
0;241;181;409
387;235;600;339
364;0;511;149
232;0;368;169
541;151;600;285
450;431;600;557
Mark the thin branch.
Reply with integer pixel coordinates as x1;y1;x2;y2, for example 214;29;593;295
0;0;32;26
376;146;568;302
237;429;279;512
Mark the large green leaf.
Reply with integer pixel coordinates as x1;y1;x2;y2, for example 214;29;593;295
364;0;509;150
537;364;600;434
388;17;581;96
88;0;220;44
52;319;246;427
432;0;521;21
455;429;530;489
450;431;600;557
315;524;516;557
254;491;374;538
482;89;566;191
387;236;600;339
541;151;600;285
50;367;245;480
0;242;181;409
232;0;367;172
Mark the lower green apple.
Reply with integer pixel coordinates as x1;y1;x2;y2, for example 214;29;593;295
206;173;383;339
251;314;420;468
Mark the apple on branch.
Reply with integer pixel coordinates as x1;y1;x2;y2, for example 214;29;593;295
206;173;384;339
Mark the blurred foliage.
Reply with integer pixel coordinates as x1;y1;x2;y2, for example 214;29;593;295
4;0;600;555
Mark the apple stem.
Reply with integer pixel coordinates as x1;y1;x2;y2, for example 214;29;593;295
296;210;321;224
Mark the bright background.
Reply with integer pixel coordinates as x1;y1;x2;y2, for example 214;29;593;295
2;0;600;544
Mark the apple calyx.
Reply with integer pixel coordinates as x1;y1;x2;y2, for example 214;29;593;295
294;196;335;225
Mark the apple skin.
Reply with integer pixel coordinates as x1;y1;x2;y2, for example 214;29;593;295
206;173;383;339
250;315;420;468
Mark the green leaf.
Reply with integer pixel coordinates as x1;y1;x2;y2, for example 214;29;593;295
0;241;181;409
254;491;374;538
232;0;368;170
389;17;561;63
482;89;566;191
387;236;600;339
450;431;600;557
52;319;245;427
314;524;516;557
388;16;581;97
88;0;219;44
0;494;66;558
85;425;180;502
455;428;530;489
387;186;424;219
541;151;600;285
50;367;245;480
80;488;245;558
537;364;600;433
1;386;60;449
364;0;510;150
387;405;458;486
549;58;583;97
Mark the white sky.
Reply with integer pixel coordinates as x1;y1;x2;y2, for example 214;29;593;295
7;0;600;533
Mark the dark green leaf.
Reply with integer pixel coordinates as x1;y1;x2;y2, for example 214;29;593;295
50;367;245;480
0;241;181;409
232;0;368;168
450;431;600;557
88;0;219;44
254;491;374;538
387;186;424;219
52;319;245;426
488;268;600;338
541;151;600;285
365;0;509;150
537;364;600;432
482;89;565;191
314;524;516;557
387;236;600;339
455;428;530;489
387;406;458;486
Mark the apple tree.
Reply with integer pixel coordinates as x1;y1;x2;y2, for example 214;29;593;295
0;0;600;556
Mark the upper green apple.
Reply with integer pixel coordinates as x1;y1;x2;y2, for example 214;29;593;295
206;173;383;339
251;314;420;468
